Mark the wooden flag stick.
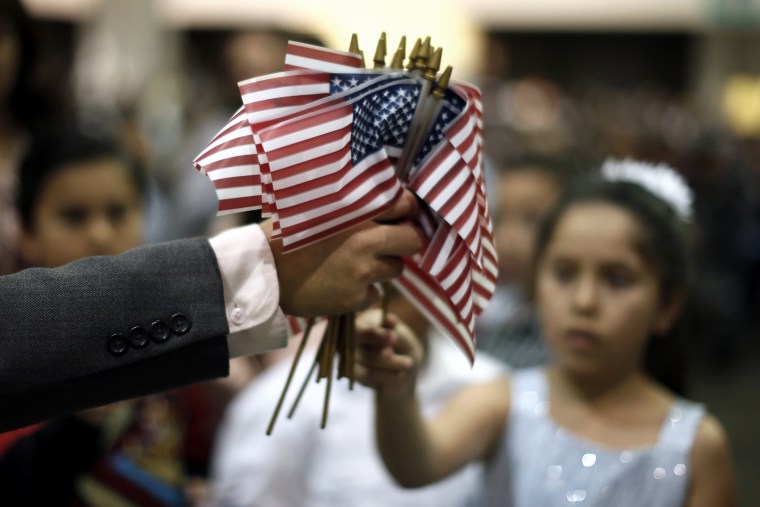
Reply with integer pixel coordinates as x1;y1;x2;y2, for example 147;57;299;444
398;64;451;180
397;39;436;178
347;312;356;390
341;313;353;380
337;314;348;379
287;360;317;419
287;329;326;419
326;316;339;375
266;318;315;435
318;316;336;379
321;350;334;429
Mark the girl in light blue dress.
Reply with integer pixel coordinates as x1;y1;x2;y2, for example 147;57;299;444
356;160;736;507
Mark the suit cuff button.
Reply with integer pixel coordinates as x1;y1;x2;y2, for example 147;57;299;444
150;320;171;343
129;326;150;348
108;334;129;356
170;313;191;335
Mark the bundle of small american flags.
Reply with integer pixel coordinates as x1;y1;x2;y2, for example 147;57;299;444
194;34;497;429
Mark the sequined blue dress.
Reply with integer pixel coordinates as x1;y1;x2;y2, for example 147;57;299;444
482;367;704;507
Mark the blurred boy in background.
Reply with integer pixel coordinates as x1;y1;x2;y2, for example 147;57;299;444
476;154;575;368
1;127;209;506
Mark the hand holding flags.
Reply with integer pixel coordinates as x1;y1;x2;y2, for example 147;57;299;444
194;34;497;432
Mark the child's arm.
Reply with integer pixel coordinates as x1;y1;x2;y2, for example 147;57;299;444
355;309;509;488
686;414;737;507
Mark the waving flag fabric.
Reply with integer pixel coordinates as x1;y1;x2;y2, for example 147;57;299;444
193;43;366;217
193;40;495;363
193;108;261;215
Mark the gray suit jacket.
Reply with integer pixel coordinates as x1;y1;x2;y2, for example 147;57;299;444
0;238;231;431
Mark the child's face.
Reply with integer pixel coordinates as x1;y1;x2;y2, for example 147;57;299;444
494;168;559;290
535;202;677;379
21;159;143;268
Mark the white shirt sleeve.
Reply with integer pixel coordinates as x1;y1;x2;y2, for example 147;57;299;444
209;223;289;358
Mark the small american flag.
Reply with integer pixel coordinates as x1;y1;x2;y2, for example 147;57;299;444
194;70;377;223
194;41;366;218
256;75;422;250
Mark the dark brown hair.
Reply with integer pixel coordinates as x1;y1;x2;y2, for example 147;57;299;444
17;126;146;231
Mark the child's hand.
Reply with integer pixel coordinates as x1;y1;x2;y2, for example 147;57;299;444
354;308;424;402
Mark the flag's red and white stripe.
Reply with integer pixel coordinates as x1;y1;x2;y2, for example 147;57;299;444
449;95;498;313
419;222;476;331
250;75;412;249
473;239;498;314
239;71;334;127
236;70;336;232
394;261;476;364
193;107;263;215
257;101;401;251
284;41;363;72
442;86;496;275
408;84;497;329
450;83;491;244
411;143;483;264
195;42;365;217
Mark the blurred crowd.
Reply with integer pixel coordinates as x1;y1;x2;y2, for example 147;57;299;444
1;0;758;505
479;72;760;368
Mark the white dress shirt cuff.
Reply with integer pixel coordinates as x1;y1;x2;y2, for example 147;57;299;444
210;223;288;358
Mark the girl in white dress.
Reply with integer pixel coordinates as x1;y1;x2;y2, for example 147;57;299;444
355;159;736;507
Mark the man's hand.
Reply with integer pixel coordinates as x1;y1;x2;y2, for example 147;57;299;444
265;189;423;317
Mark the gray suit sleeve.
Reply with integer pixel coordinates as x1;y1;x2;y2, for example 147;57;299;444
0;237;231;431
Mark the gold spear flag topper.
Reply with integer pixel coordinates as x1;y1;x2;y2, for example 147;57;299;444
389;35;406;69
